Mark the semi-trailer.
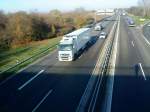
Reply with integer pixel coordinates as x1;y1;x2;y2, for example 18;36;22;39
58;28;91;61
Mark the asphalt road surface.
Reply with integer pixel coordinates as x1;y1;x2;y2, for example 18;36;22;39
143;23;150;42
111;15;150;112
0;16;115;112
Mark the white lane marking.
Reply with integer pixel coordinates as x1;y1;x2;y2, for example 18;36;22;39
18;70;44;90
105;15;120;112
0;49;57;87
142;35;150;46
131;41;134;47
139;63;147;80
32;89;53;112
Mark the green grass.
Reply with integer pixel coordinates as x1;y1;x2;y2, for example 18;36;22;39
128;14;150;25
0;37;61;76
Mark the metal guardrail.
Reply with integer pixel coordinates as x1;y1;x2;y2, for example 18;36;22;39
87;20;118;112
76;16;118;112
0;43;58;75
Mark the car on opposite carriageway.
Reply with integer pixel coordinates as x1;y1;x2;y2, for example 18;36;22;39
99;31;107;39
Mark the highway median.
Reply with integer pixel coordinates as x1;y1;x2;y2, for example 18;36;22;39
76;15;119;112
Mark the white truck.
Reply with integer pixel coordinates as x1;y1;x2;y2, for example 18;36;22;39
58;28;91;61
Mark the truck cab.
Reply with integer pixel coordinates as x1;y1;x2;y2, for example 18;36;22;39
58;38;75;61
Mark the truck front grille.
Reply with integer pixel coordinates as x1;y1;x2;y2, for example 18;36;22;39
61;56;69;60
60;54;70;61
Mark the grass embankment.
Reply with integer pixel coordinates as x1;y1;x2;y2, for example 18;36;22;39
0;37;61;79
129;14;150;25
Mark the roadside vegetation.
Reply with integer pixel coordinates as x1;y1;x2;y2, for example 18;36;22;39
127;0;150;25
0;8;96;49
129;14;150;25
0;8;104;80
0;37;60;74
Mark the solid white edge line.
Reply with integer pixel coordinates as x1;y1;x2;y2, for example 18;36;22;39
18;70;44;90
139;63;147;80
32;89;53;112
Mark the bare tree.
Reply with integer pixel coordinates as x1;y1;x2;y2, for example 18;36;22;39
138;0;150;17
0;9;95;49
0;11;12;49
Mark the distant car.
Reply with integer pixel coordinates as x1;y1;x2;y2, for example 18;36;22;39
147;24;150;27
99;32;107;38
128;20;136;27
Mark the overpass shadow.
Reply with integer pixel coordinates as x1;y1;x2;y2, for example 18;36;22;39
0;65;150;112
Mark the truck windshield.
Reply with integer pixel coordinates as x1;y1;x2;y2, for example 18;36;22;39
59;44;73;51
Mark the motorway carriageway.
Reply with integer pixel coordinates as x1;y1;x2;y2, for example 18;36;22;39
111;15;150;112
0;16;116;112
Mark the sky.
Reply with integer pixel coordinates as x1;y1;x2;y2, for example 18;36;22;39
0;0;138;12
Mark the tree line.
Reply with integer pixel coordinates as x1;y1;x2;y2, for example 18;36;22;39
127;0;150;17
0;9;95;49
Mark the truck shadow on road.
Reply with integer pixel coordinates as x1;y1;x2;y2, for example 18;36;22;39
74;36;98;60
